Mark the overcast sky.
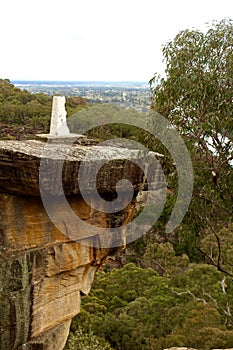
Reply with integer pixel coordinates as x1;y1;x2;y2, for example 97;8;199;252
0;0;232;82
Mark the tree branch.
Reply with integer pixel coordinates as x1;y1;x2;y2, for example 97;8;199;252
197;246;233;279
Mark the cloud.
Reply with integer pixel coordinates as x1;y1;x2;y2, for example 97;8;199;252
0;0;232;81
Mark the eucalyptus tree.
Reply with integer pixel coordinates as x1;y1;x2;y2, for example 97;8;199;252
150;19;233;262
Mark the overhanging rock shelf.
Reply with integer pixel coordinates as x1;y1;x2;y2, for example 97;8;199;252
0;135;164;350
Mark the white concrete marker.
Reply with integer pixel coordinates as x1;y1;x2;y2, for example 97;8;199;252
50;96;70;136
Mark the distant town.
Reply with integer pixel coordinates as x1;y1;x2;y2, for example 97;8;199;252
12;81;152;112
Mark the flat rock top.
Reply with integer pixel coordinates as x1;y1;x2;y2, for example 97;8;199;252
0;139;145;161
0;139;159;196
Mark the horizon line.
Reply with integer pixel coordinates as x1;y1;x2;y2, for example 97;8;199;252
11;79;149;83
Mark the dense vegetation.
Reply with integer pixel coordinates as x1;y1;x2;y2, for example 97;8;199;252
67;261;233;350
66;227;233;349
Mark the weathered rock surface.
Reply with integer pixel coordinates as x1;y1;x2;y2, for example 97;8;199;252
0;139;152;196
0;192;127;349
0;139;164;350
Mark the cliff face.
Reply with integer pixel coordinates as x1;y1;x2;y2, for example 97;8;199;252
0;139;152;350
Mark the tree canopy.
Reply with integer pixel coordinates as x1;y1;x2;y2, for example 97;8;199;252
150;19;233;166
150;19;233;263
67;262;233;350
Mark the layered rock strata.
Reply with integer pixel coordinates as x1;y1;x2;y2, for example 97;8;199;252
0;139;164;350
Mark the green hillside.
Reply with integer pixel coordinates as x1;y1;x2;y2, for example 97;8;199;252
0;79;88;139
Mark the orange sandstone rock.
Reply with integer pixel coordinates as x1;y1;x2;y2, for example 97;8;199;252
0;139;154;350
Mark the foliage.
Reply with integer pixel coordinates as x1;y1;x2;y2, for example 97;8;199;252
150;19;233;262
65;327;113;350
200;224;233;276
150;19;233;161
142;241;189;275
68;263;233;350
68;103;144;140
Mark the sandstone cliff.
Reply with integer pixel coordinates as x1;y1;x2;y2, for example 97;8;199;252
0;138;163;350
